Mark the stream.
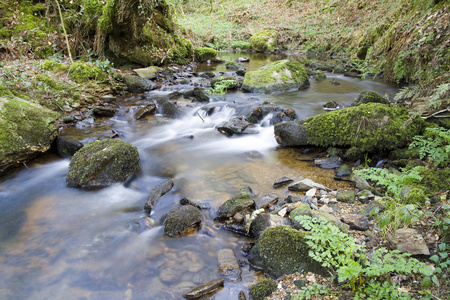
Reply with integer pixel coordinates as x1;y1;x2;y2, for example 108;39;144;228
0;53;398;299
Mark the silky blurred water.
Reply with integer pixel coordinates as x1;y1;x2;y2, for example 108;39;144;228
0;53;397;299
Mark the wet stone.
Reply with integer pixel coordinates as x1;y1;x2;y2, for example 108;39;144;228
144;179;174;214
273;176;294;188
288;178;331;192
314;155;342;169
255;193;279;209
93;105;118;117
182;278;225;299
134;104;157;120
217;249;241;281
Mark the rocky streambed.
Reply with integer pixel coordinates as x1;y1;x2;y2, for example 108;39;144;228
1;52;432;299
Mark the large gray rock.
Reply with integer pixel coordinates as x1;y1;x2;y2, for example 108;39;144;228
163;205;202;237
217;117;255;136
66;139;139;188
248;226;329;278
0;97;60;174
242;60;309;93
133;66;161;79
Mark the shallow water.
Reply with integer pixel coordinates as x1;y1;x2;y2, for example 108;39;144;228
0;53;397;299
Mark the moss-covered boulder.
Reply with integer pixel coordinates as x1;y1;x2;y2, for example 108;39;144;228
101;0;193;66
250;30;278;52
274;103;425;153
249;278;277;300
66;139;139;188
0;97;60;174
242;60;309;93
163;205;202;237
248;226;329;278
195;47;218;62
214;189;255;220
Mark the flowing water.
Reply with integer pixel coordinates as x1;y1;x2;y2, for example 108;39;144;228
0;53;398;299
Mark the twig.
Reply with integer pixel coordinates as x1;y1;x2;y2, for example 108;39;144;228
55;0;73;63
196;111;205;122
423;107;450;119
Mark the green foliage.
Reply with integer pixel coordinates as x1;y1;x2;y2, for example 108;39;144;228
230;40;252;50
354;166;423;198
297;215;433;296
208;79;235;95
68;61;111;83
409;126;450;167
293;282;330;300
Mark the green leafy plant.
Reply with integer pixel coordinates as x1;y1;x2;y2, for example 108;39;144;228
297;215;432;297
409;127;450;167
377;202;424;236
354;166;423;197
207;79;235;95
293;282;330;300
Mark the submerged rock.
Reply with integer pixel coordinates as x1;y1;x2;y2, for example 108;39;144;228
144;179;174;214
66;139;139;188
314;155;342;169
182;278;225;299
0;97;60;174
242;60;309;93
163;205;202;237
274;103;425;153
217;249;241;281
273;176;294;188
248;226;329;278
250;30;278;52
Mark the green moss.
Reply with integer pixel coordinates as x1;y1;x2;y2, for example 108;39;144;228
248;226;329;278
0;28;12;39
0;97;60;154
41;60;69;72
419;167;450;193
250;30;278;52
249;278;277;300
35;73;64;90
66;139;140;187
98;0;115;34
304;103;425;152
242;59;309;93
163;205;202;237
69;62;108;83
0;86;14;97
230;41;252;50
195;47;217;62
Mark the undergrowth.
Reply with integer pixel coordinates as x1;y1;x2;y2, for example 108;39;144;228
296;215;433;299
